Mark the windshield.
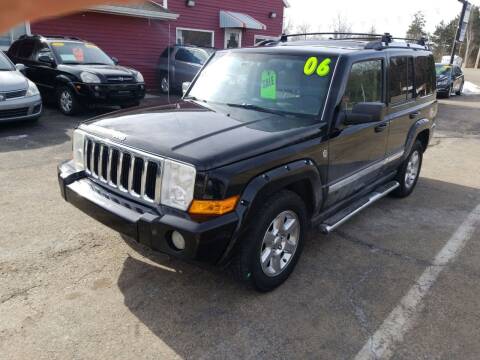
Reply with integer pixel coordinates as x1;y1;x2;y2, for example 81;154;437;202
50;41;114;65
0;51;14;71
188;52;337;116
435;64;452;76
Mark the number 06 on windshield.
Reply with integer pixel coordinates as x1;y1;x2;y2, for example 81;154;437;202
304;57;331;77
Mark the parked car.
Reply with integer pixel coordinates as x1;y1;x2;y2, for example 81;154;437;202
435;63;464;98
58;33;437;291
7;35;145;115
157;45;214;94
0;50;42;123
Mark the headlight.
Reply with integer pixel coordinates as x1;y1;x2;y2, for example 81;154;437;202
80;72;101;84
26;80;39;96
134;71;144;83
161;159;196;211
72;129;86;171
437;79;449;86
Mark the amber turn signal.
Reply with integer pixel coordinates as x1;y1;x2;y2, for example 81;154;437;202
188;195;240;216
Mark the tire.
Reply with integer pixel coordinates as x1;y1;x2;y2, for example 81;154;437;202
392;140;423;198
445;85;452;98
57;86;82;116
455;81;464;96
159;72;170;94
229;190;307;292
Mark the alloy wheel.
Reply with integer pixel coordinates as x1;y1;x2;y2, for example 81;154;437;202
60;90;73;113
405;150;420;189
260;210;300;277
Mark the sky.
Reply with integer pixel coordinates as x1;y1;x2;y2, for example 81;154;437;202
284;0;480;37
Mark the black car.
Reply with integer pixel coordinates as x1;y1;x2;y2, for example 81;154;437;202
435;63;464;98
7;35;146;115
58;33;437;291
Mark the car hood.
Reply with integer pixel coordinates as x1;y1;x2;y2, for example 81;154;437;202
59;64;137;77
0;70;27;92
80;100;323;171
436;75;449;82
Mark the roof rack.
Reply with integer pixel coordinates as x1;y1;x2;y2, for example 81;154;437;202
260;32;430;51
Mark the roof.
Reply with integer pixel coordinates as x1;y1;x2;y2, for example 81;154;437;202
90;1;179;20
219;11;266;30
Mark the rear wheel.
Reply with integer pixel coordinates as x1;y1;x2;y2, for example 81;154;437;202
229;190;307;292
392;140;423;198
57;87;82;116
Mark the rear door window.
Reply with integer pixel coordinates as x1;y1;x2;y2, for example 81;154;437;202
342;59;383;111
415;55;436;97
389;56;414;105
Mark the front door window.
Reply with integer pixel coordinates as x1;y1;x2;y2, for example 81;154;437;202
225;29;242;49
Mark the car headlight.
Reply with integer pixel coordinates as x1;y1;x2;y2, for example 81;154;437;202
437;79;449;86
80;72;101;84
72;129;86;171
161;159;196;211
26;80;39;96
134;71;144;83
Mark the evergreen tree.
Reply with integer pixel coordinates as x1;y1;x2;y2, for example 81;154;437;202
406;11;427;39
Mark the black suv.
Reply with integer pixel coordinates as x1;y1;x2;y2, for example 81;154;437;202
58;33;437;291
7;35;146;115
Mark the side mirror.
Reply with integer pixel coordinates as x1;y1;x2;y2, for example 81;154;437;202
111;56;119;65
343;102;386;125
182;81;191;96
38;55;55;66
15;63;26;72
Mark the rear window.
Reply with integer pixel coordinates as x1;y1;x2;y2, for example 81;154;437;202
175;48;209;65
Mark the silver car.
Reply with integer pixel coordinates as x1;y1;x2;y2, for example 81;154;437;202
0;51;42;123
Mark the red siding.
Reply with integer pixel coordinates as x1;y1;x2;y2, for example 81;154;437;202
31;0;284;91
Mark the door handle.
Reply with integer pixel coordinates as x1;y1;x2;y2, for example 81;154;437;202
374;123;387;133
409;111;420;119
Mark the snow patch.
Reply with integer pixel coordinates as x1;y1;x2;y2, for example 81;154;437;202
463;81;480;95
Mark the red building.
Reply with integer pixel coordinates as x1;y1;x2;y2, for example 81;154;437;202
30;1;288;91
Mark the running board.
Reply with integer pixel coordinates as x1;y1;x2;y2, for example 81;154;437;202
318;181;400;234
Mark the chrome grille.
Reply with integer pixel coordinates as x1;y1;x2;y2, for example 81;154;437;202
84;137;163;204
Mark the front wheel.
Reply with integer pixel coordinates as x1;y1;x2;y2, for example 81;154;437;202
57;87;82;116
456;81;464;96
159;72;170;94
392;140;423;198
229;190;307;292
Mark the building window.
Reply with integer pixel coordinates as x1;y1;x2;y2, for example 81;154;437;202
0;23;29;50
176;28;214;48
254;35;277;45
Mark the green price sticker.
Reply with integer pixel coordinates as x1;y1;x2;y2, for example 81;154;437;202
261;70;277;100
304;57;332;77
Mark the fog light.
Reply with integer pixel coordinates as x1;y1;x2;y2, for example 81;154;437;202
171;231;185;250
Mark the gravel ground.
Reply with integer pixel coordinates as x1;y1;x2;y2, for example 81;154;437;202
0;91;479;359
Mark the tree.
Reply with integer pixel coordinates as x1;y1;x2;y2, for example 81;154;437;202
431;18;458;62
331;13;352;38
368;25;377;35
406;11;426;39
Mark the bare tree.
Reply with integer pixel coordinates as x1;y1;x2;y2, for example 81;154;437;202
331;13;352;38
282;17;294;35
296;22;312;39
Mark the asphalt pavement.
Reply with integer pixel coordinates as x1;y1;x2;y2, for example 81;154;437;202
0;87;479;359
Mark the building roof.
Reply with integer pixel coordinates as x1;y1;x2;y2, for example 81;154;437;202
90;1;179;20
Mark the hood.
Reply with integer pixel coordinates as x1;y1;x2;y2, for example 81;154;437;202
59;64;136;77
0;70;28;92
436;74;449;81
80;100;323;171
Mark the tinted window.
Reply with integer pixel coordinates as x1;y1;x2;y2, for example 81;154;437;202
175;48;209;64
17;40;35;59
389;56;414;105
175;48;191;62
342;60;383;111
415;56;435;97
161;47;173;58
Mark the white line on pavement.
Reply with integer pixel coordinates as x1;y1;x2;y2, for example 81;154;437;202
354;203;480;360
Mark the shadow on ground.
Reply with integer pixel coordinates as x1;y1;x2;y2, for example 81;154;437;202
116;177;480;359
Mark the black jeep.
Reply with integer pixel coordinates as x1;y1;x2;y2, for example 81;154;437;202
58;33;437;291
7;35;146;115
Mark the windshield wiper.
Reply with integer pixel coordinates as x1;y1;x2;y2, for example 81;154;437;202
226;103;293;116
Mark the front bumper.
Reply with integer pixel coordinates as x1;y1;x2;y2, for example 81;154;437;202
58;161;238;264
0;94;42;122
73;82;146;106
